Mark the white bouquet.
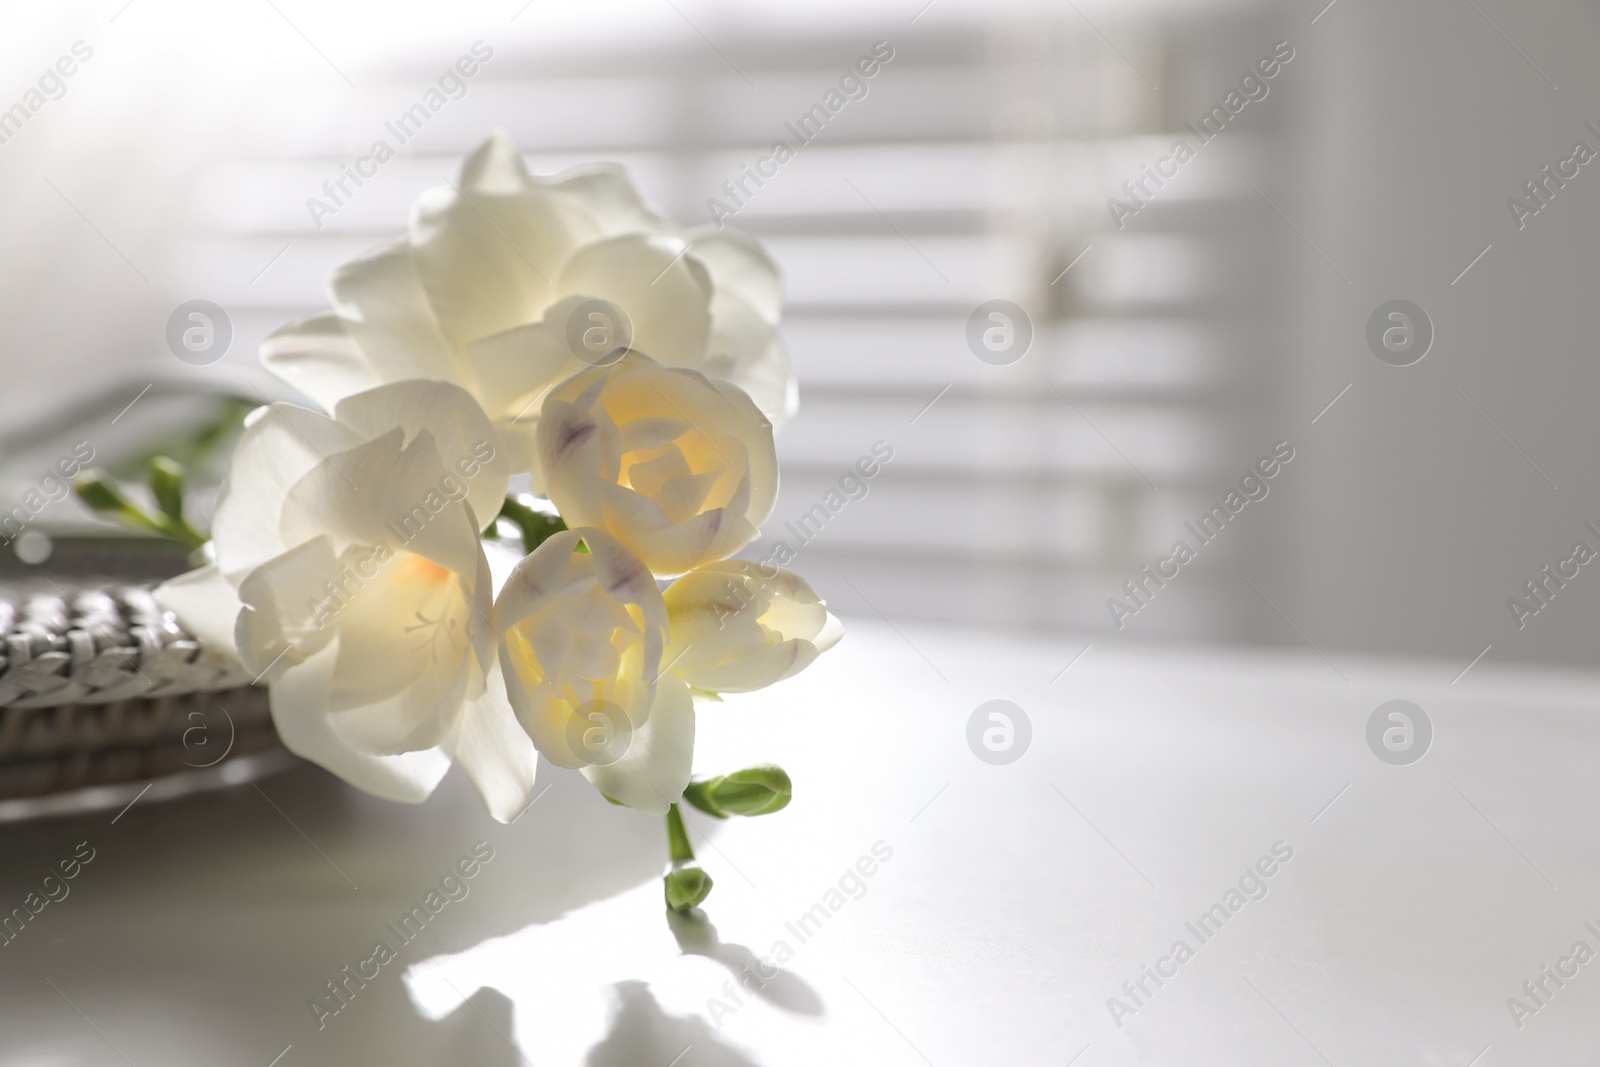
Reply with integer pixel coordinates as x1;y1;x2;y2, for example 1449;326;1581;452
141;134;840;913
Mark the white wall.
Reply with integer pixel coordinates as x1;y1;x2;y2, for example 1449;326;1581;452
1268;0;1600;670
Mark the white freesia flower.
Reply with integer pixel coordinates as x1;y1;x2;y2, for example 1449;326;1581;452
494;531;840;812
261;132;794;477
494;527;689;814
662;561;844;693
154;380;536;822
536;351;778;578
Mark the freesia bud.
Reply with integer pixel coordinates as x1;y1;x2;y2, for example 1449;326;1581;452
683;765;792;818
664;866;713;912
662;561;843;692
494;527;695;814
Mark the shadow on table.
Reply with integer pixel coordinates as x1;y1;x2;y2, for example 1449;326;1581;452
431;985;524;1066
0;759;691;1066
668;909;823;1017
587;980;764;1067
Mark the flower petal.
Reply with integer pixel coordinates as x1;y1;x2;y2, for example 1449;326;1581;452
495;528;667;771
679;638;819;694
662;561;842;692
537;353;777;576
278;427;483;581
234;535;341;679
444;658;540;823
558;235;712;368
318;552;480;755
329;239;463;382
409;140;597;348
550;162;672;237
702;289;798;424
259;313;384;413
581;673;695;814
464;299;588;424
210;403;365;583
333;380;511;534
269;638;453;804
153;564;243;660
460;130;531;193
600;486;759;578
687;227;783;323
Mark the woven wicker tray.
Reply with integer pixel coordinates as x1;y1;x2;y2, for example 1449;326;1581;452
0;534;294;820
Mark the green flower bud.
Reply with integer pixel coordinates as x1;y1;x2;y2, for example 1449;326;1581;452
682;764;792;819
664;865;713;912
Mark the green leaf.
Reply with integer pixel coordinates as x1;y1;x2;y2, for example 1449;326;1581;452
74;470;205;548
663;866;713;912
496;496;568;553
74;472;139;516
149;457;187;525
147;457;207;546
74;473;163;534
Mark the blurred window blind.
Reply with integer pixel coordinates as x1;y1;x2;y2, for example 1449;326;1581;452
196;3;1285;640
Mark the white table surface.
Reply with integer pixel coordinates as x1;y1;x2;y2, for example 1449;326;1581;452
4;620;1600;1066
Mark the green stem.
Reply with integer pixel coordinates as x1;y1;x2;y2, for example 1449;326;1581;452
154;517;208;549
665;803;695;865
